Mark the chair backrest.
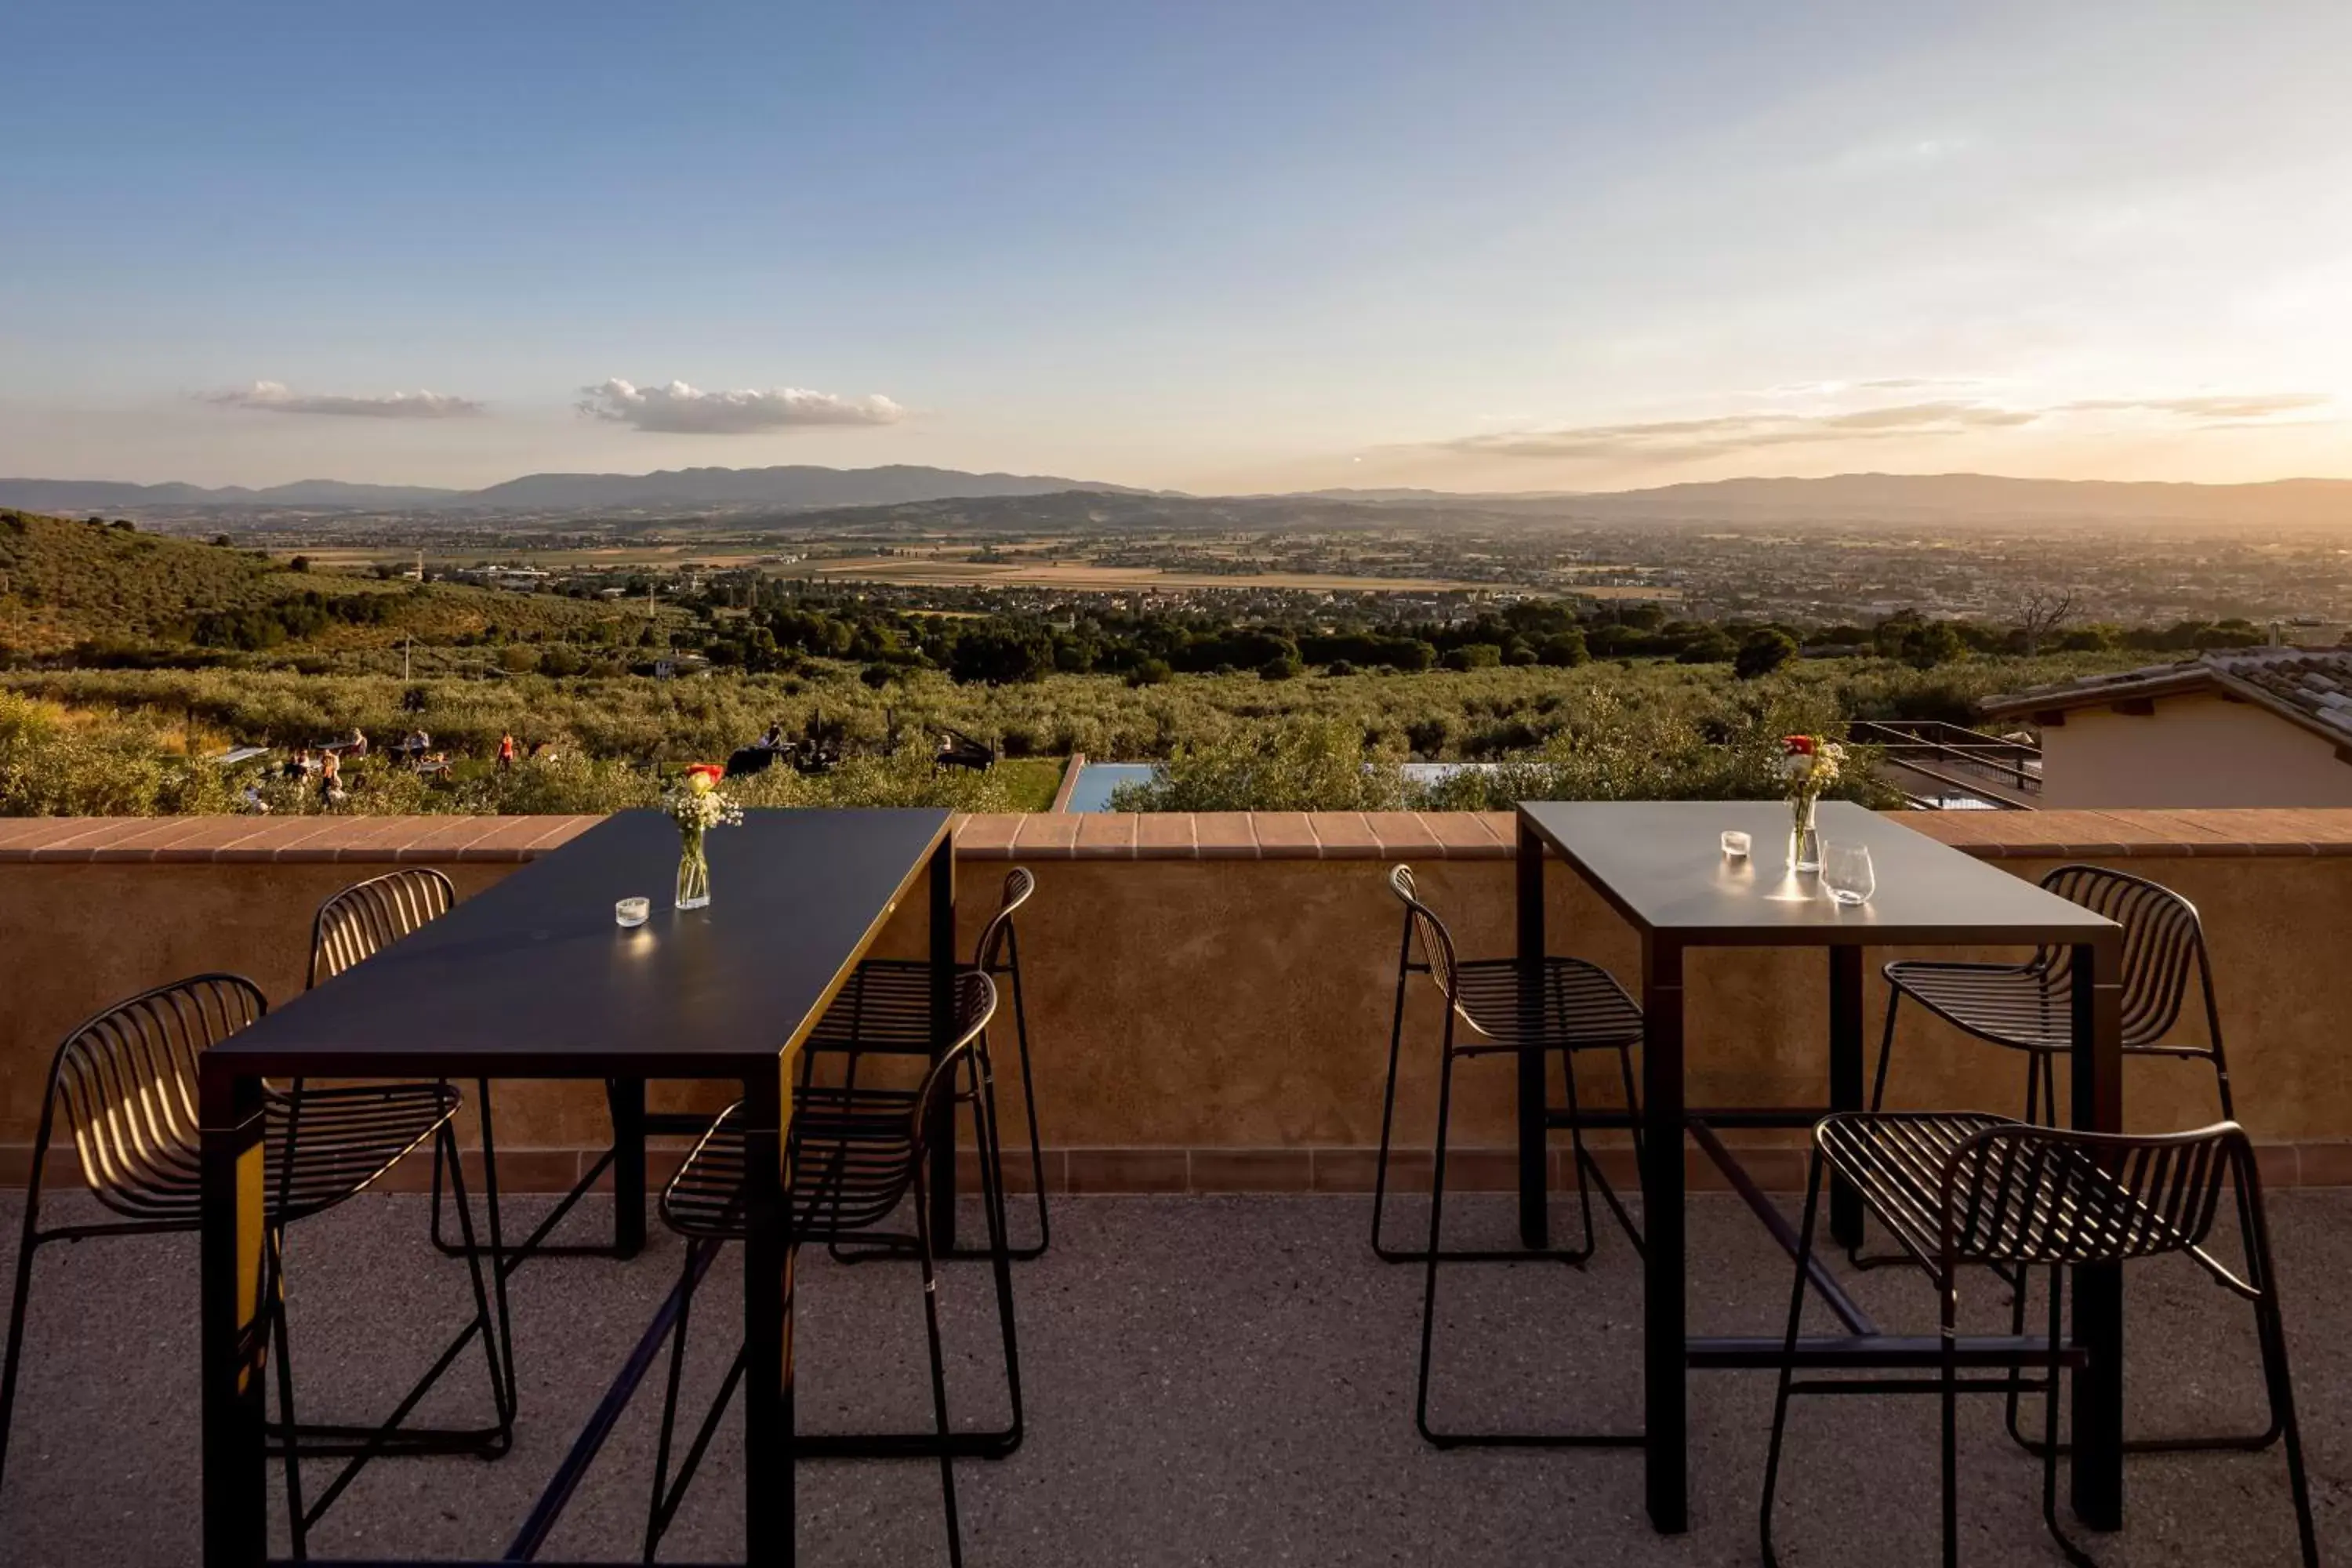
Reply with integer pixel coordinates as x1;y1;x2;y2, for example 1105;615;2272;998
45;974;267;1216
309;867;457;988
973;866;1036;975
2031;864;2207;1048
1940;1120;2246;1279
1386;865;1461;1004
907;970;1001;1156
788;971;998;1235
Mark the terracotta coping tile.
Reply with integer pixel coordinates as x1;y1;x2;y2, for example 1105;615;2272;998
956;814;1024;859
15;807;2352;866
1359;811;1441;859
1011;814;1082;859
0;817;70;851
204;819;342;862
63;818;193;860
460;818;563;861
1308;812;1385;860
1249;812;1319;858
319;817;437;861
521;815;604;854
1191;813;1260;861
385;816;505;861
1418;812;1510;858
1132;813;1199;859
1073;814;1138;858
102;817;253;862
24;819;151;862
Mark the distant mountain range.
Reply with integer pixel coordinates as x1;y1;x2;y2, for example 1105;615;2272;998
0;463;1149;516
2;466;2346;527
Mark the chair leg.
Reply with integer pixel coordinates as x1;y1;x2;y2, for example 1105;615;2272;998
1940;1279;1960;1568
1002;956;1051;1259
438;1123;517;1443
0;1181;46;1492
2246;1203;2322;1568
1759;1152;1824;1568
1571;1045;1643;1257
1867;987;1902;1112
2038;1269;2098;1568
267;1228;310;1562
1371;943;1416;1261
970;1049;1026;1449
644;1241;700;1563
1412;1047;1458;1445
911;1182;965;1568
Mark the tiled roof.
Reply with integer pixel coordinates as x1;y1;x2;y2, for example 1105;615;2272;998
1981;647;2352;743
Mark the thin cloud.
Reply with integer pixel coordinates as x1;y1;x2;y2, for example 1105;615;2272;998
1438;402;2038;463
2059;394;2332;419
202;381;485;418
1430;392;2330;463
577;378;904;434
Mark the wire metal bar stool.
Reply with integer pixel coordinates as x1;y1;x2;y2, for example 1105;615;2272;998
1760;1114;2318;1568
809;867;1052;1262
315;869;651;1272
640;972;1007;1566
1377;866;1646;1449
0;975;509;1559
1861;862;2279;1455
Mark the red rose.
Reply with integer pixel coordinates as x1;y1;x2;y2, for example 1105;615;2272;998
688;764;725;784
1781;735;1815;756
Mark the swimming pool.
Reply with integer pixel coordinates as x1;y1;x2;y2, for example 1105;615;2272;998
1062;760;1501;811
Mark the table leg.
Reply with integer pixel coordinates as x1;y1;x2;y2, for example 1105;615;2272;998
2070;938;2125;1531
927;833;960;1255
740;1069;793;1567
199;1069;268;1567
608;1077;646;1259
1642;935;1687;1534
1515;814;1548;1250
1828;946;1864;1250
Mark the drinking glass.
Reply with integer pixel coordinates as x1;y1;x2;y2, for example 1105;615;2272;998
1821;844;1875;906
615;895;650;928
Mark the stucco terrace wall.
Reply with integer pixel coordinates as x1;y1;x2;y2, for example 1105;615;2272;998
4;808;2351;1193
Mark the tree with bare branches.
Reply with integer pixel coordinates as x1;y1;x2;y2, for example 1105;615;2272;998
2016;588;2077;656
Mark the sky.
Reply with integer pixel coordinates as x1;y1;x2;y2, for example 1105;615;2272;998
2;1;2348;494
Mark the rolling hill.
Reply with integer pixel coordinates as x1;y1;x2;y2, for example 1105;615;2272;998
0;463;1147;517
0;510;662;653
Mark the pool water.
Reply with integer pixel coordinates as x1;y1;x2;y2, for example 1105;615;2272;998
1063;760;1501;811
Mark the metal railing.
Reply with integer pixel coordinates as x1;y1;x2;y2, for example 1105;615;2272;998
1851;720;2042;811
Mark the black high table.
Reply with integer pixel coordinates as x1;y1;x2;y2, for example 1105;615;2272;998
1512;800;2125;1536
198;808;959;1566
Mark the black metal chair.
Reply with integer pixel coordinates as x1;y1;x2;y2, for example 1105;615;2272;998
1865;863;2276;1454
1761;1114;2318;1568
0;975;510;1558
310;867;525;1440
1871;863;2234;1128
314;869;640;1279
1377;866;1646;1448
641;971;1009;1566
808;866;1052;1261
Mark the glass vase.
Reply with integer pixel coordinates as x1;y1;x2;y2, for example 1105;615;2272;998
675;829;711;910
1788;796;1821;873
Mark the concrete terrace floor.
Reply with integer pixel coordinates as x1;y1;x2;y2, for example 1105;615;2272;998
0;1189;2344;1566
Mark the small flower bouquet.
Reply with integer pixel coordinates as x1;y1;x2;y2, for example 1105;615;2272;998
661;764;743;909
1780;735;1846;872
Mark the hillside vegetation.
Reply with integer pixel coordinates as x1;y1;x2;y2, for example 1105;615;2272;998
0;510;667;653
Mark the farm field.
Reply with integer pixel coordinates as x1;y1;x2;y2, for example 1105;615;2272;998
807;554;1496;593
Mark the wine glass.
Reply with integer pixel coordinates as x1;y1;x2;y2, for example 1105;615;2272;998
1822;843;1875;906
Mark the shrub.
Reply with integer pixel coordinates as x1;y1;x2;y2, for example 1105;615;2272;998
1734;628;1798;680
1109;720;1406;811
